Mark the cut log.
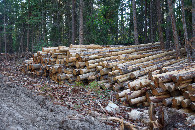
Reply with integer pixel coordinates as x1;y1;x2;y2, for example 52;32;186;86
152;88;168;96
126;89;147;100
181;99;191;108
97;80;109;84
36;70;43;76
176;83;190;90
112;83;122;92
172;96;184;108
171;68;195;82
183;91;191;99
103;83;112;89
129;96;147;105
88;75;97;80
80;68;95;75
64;68;73;74
139;78;151;87
163;97;174;106
128;75;148;90
100;75;108;80
31;64;41;70
58;73;66;80
108;70;120;76
191;102;195;111
187;83;195;91
24;60;33;64
70;44;103;49
167;82;176;92
149;81;156;89
87;63;99;69
159;82;173;91
148;94;170;103
58;46;69;51
76;61;86;68
42;47;58;52
100;68;111;75
189;94;195;102
116;89;131;99
73;69;80;75
96;66;103;71
130;58;180;80
152;70;179;83
77;72;96;81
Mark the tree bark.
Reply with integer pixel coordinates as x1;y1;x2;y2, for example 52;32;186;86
3;10;7;60
165;16;171;49
27;0;30;52
192;0;195;60
156;0;164;49
0;35;1;53
181;0;190;60
79;0;84;45
144;0;148;43
72;0;76;45
132;0;139;45
150;0;154;43
167;0;180;58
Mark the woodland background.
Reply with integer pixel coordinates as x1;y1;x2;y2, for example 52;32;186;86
0;0;194;55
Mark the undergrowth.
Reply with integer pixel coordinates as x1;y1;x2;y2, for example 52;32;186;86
73;81;111;98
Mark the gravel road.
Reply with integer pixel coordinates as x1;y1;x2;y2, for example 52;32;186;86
0;73;112;130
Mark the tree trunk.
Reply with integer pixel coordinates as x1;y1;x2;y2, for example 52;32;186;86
167;0;180;58
192;0;195;60
132;0;139;45
79;0;84;45
0;35;1;53
144;0;148;43
150;0;154;43
3;12;7;60
180;0;190;60
121;5;124;43
156;0;164;49
165;15;171;49
27;0;30;52
72;0;76;45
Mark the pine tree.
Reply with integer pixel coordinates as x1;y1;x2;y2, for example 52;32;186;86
167;0;180;58
132;0;139;45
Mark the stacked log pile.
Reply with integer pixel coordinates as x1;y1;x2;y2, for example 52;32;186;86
21;42;195;111
116;61;195;111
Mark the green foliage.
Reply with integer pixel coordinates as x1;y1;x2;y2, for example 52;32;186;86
73;81;84;88
0;0;193;53
84;81;109;96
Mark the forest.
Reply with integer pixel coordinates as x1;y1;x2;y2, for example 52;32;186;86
0;0;194;56
0;0;195;129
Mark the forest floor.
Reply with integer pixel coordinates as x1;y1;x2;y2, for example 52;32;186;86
0;54;194;130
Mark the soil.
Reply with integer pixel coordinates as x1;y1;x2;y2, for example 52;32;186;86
0;73;113;130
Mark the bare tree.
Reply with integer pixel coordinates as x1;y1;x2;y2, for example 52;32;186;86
79;0;84;45
167;0;180;58
132;0;139;45
156;0;164;49
71;0;76;45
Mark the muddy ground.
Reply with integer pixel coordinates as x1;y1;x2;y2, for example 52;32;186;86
0;73;113;130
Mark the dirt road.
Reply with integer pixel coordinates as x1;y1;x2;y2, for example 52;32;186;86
0;73;112;130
